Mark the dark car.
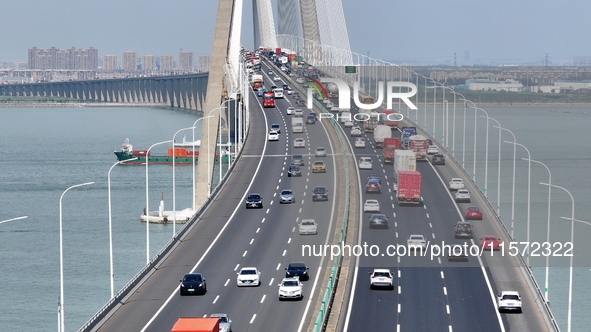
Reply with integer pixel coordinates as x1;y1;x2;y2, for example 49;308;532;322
312;186;329;201
365;179;381;193
447;245;469;261
432;154;446;165
369;214;389;229
296;99;306;107
287;165;302;177
367;173;381;184
179;273;207;295
306;115;316;124
270;123;281;133
245;193;263;209
454;221;473;239
285;262;310;281
309;112;318;121
291;154;305;166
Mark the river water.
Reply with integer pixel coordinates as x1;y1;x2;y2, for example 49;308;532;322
0;106;589;331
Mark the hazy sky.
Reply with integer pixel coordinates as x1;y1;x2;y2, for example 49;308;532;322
2;0;590;65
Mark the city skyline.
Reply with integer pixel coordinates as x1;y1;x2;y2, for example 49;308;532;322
2;0;591;66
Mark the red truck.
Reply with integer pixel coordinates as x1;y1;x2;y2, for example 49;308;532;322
382;109;399;128
396;170;421;205
382;137;400;164
263;91;275;108
171;317;219;332
409;134;428;160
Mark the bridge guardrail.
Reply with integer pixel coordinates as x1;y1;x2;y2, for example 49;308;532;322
79;107;250;332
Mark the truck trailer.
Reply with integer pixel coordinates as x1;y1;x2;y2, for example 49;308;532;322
396;170;421;205
382;137;400;164
171;317;220;332
409;135;428;160
373;125;392;148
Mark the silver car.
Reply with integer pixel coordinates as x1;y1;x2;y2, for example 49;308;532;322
279;189;295;204
293;138;305;148
209;313;232;332
299;219;318;235
315;147;327;157
355;137;366;148
363;199;380;212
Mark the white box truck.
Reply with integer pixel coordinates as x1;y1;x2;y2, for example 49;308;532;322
292;117;304;133
373;125;392;148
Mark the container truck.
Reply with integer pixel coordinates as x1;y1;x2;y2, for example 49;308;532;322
251;74;263;86
382;109;399;128
171;317;219;332
409;135;428;160
326;82;339;98
382;137;400;164
263;91;275;108
359;109;379;132
292;117;304;133
373;125;392;148
400;126;417;149
396;170;421;205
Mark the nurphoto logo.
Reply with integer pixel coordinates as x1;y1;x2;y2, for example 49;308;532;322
307;78;418;110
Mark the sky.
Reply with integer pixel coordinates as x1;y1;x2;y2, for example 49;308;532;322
2;0;591;66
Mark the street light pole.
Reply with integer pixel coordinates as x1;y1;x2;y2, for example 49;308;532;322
192;116;213;210
59;181;94;332
505;141;531;265
0;216;28;225
483;116;502;215
525;158;551;304
107;159;136;299
497;127;516;238
172;126;194;236
145;140;172;264
540;183;574;332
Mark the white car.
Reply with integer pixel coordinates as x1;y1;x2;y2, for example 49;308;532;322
273;76;281;81
299;219;318;235
350;126;362;137
331;106;340;112
497;291;522;313
293;138;305;148
449;178;465;191
358;157;373;170
287;107;295;115
315;147;327;157
209;314;232;332
278;277;303;300
268;130;279;141
294;109;303;117
369;269;394;290
323;98;330;104
326;101;334;108
287;89;293;95
354;137;366;148
455;189;471;203
344;120;354;127
236;267;261;287
407;234;427;250
363;199;380;212
427;145;439;154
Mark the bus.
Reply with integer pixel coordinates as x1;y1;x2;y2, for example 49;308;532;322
263;91;275;108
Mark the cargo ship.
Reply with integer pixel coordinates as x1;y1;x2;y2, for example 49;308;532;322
114;138;231;164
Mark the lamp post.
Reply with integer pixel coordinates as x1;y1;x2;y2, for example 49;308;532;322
207;101;230;196
505;141;531;265
145;140;172;264
59;181;94;332
482;116;502;215
192;116;213;210
524;158;551;304
0;216;27;225
540;183;574;332
107;158;136;299
172;126;194;236
496;127;517;238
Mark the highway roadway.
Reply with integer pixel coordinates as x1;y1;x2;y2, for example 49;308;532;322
324;96;551;331
93;63;343;331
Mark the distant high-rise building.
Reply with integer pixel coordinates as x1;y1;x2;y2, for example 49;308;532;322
197;54;211;73
142;54;156;71
27;46;99;70
122;51;138;71
103;54;118;71
178;51;194;72
160;54;174;72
